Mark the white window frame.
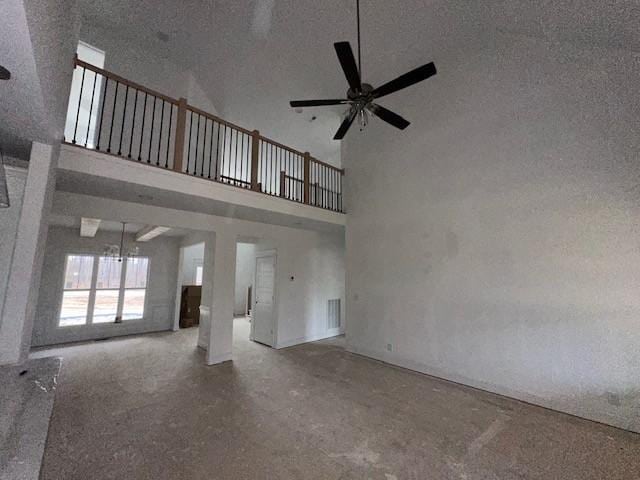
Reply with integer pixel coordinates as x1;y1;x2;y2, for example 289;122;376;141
64;41;106;148
121;257;150;321
58;254;95;327
57;253;150;327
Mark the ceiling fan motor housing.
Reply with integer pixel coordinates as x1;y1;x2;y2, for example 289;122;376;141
347;83;374;101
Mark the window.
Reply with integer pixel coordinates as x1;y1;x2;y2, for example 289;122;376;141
64;41;106;147
59;255;94;326
58;254;150;327
195;265;203;286
93;257;122;323
123;257;148;320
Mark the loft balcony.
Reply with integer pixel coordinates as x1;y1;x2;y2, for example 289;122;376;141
61;56;345;225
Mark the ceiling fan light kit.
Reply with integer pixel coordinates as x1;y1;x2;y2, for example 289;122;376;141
289;0;437;140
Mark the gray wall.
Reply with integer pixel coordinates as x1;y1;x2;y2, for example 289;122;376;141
234;243;256;315
344;30;640;432
0;167;27;331
271;231;345;348
32;226;181;346
181;242;204;286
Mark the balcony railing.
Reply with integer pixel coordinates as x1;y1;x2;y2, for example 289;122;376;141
64;56;345;213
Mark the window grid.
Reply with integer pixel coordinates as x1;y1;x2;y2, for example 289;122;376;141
58;254;150;327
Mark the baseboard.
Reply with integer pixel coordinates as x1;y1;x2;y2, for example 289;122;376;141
346;343;639;434
276;328;342;349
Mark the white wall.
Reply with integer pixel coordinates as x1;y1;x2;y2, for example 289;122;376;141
22;0;80;140
0;166;27;330
31;226;181;346
268;234;345;348
181;242;204;285
234;243;256;315
344;30;640;432
79;22;199;105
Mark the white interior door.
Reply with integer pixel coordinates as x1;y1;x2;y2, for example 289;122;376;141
252;252;276;346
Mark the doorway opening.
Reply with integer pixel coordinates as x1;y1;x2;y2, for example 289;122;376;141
233;241;277;349
174;241;205;331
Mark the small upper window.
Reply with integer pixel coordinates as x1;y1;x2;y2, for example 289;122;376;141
77;41;105;68
64;41;106;147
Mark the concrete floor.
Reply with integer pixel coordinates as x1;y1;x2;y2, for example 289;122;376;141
34;318;639;479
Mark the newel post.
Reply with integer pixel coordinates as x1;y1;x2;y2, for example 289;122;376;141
303;152;311;204
251;130;260;191
173;97;188;172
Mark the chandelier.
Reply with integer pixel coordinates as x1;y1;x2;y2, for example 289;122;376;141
103;222;139;261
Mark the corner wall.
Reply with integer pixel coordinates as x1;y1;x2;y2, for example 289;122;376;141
344;31;640;432
0;166;27;330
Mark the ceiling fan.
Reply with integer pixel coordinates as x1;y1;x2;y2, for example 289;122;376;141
289;0;437;140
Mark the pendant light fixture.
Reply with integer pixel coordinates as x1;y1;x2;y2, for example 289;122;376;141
0;147;10;208
103;222;139;261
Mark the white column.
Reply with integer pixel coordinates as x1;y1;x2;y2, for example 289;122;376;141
204;229;237;365
0;143;58;365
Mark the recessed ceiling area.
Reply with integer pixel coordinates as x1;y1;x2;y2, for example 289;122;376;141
48;214;188;238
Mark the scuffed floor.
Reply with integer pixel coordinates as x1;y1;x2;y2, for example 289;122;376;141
34;319;640;479
0;357;60;479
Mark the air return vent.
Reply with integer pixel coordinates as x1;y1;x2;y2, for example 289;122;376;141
328;299;341;330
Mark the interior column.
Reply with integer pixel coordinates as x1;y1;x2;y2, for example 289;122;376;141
202;229;237;365
0;143;58;365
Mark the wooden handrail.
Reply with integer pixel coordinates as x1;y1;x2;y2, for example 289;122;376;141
258;135;344;173
75;58;179;105
258;135;306;157
70;56;345;212
309;157;345;174
186;104;254;136
74;56;343;173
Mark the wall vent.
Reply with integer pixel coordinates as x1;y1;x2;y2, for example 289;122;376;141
327;299;341;330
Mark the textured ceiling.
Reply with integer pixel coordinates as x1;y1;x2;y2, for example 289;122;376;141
5;0;638;162
76;0;487;164
75;0;639;164
0;0;78;160
0;0;48;159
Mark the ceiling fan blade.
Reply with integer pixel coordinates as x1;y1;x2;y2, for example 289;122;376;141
334;42;362;92
372;62;437;99
290;99;350;107
368;104;410;130
333;109;357;140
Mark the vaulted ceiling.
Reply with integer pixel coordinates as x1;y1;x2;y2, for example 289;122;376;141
3;0;638;162
74;0;639;164
1;0;78;160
